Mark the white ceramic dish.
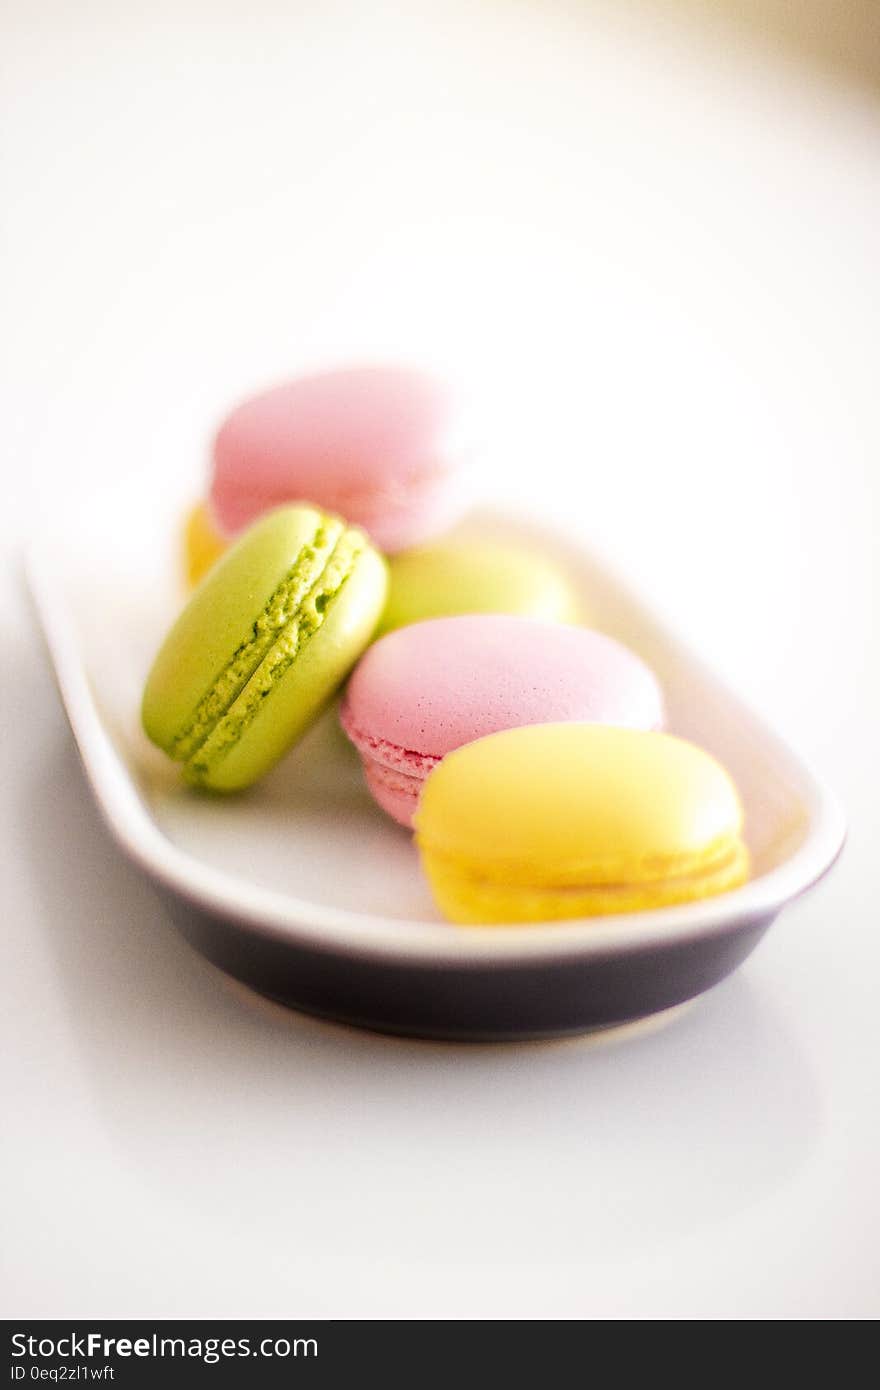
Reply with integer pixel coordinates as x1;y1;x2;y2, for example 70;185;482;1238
26;483;845;1040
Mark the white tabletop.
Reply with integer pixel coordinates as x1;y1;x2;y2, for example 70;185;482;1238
2;0;877;1319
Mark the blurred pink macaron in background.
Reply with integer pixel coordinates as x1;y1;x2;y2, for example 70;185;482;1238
209;365;471;552
340;615;665;827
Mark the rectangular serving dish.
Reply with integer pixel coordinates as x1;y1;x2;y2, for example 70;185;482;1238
26;481;845;1041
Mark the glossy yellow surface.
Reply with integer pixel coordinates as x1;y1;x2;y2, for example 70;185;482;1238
183;501;228;587
414;723;749;923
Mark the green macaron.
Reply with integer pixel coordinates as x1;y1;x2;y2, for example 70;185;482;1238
142;505;387;791
379;537;584;634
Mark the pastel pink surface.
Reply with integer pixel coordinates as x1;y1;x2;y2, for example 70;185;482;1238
209;366;465;551
340;615;665;826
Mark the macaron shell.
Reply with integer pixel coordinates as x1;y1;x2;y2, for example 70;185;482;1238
209;366;464;550
196;543;387;791
342;617;664;766
380;539;583;633
143;506;331;753
414;724;748;903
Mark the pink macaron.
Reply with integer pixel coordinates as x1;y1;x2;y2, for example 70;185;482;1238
209;366;469;552
340;615;665;827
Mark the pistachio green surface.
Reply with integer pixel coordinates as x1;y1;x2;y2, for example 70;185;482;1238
379;538;584;634
142;505;387;790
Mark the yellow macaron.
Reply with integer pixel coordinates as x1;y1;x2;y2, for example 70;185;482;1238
414;723;749;924
183;500;228;588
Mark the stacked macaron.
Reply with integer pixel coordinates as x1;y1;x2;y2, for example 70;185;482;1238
143;363;749;924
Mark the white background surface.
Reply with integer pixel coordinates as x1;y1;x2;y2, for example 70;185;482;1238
2;0;878;1319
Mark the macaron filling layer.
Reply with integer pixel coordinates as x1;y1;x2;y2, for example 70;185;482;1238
216;466;460;554
217;459;450;525
319;460;458;535
173;523;365;782
415;831;746;889
171;518;346;762
421;838;751;923
338;715;440;776
362;757;431;823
